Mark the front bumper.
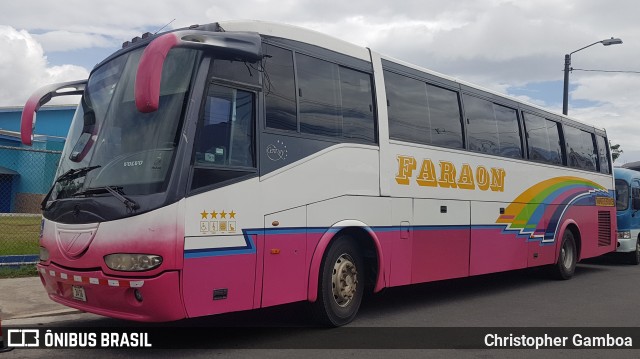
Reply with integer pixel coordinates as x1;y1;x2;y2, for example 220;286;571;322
616;236;637;253
37;263;186;322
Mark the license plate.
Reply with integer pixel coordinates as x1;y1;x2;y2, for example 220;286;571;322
72;285;86;302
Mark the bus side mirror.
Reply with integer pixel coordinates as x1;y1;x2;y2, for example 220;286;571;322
21;80;87;145
633;197;640;211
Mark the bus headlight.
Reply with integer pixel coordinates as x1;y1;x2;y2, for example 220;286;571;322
104;254;163;271
39;247;49;262
618;231;631;239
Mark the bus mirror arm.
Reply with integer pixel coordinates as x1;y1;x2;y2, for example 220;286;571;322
135;30;263;113
20;80;87;146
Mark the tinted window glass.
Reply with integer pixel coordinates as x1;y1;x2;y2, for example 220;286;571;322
385;71;429;143
464;95;498;155
564;126;597;171
464;95;522;158
264;45;297;131
385;71;463;148
263;45;375;143
493;104;522;158
191;84;256;191
426;84;463;148
616;179;629;211
340;66;375;142
194;85;254;167
211;59;260;86
524;113;562;165
596;135;611;174
297;53;341;137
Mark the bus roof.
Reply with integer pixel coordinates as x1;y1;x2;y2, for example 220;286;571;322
622;161;640;171
218;20;606;136
614;167;640;182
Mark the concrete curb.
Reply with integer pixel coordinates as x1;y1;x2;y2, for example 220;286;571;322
8;308;81;320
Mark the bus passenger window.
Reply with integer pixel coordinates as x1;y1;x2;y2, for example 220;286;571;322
463;95;522;158
297;53;342;137
339;66;375;142
384;70;463;148
523;113;562;165
596;135;611;174
564;126;597;171
264;45;297;131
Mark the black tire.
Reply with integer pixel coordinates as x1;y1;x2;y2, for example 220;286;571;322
311;235;364;327
628;238;640;265
551;229;577;280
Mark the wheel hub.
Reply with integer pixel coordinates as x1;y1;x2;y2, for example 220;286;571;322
332;254;358;307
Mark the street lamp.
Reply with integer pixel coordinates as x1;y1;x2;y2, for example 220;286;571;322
562;37;623;115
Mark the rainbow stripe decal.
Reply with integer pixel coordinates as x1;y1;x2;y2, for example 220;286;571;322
496;176;610;243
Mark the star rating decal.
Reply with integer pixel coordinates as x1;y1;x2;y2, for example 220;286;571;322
198;209;238;234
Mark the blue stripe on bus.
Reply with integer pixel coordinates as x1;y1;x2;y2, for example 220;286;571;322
184;223;560;258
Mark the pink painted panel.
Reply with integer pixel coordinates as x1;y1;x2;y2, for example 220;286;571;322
380;231;412;287
527;241;556;267
470;228;528;276
562;206;616;259
527;204;556;267
378;232;395;287
182;254;256;318
262;233;307;307
37;263;185;322
253;233;265;309
411;229;470;283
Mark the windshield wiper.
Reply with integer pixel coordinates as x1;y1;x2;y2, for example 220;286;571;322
73;186;140;212
41;165;101;210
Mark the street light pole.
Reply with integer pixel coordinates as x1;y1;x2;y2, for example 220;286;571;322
562;54;571;115
562;37;623;115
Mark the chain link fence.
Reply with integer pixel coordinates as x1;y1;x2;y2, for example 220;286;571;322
0;144;61;261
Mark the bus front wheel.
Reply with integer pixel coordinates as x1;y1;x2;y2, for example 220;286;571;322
311;235;364;327
552;229;577;280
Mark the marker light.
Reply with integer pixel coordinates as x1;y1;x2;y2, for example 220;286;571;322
104;254;163;272
618;231;631;240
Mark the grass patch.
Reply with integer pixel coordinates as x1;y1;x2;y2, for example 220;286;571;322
0;264;38;278
0;215;41;255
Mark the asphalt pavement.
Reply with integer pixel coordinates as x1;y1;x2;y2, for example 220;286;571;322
0;276;79;324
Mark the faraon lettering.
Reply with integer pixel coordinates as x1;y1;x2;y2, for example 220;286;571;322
395;155;506;192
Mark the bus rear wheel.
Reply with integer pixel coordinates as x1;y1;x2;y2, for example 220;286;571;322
311;235;364;327
551;229;577;280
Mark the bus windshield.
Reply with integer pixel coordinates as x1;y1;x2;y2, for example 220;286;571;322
50;47;199;204
616;179;629;211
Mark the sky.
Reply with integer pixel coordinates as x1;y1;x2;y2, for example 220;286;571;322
1;0;639;163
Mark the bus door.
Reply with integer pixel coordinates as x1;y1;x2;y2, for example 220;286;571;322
262;207;307;307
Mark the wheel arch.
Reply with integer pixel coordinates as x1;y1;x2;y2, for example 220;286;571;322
558;219;582;261
307;220;385;302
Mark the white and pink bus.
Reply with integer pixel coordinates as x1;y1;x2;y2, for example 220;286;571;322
21;21;616;326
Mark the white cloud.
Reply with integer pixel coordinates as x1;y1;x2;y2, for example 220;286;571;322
0;25;88;106
0;0;639;160
32;31;114;52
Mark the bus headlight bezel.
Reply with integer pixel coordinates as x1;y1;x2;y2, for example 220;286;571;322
104;253;163;272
